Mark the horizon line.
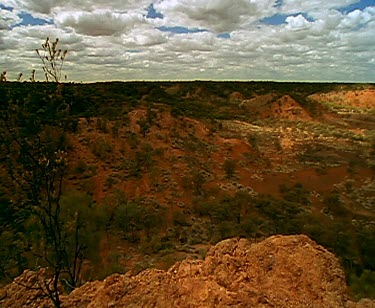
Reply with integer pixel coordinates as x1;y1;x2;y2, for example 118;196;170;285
3;79;375;84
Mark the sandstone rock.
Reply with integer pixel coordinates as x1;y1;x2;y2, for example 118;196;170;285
346;298;375;308
63;234;349;307
0;269;58;308
1;235;373;307
229;91;244;102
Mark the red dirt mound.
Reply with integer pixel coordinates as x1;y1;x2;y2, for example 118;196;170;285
260;95;312;120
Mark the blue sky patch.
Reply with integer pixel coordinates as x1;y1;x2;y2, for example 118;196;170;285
0;4;13;11
261;12;314;25
157;26;208;34
217;33;231;39
126;49;142;53
338;0;375;13
12;12;53;28
147;4;163;19
19;12;53;26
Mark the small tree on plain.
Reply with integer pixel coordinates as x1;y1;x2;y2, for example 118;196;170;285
36;37;67;82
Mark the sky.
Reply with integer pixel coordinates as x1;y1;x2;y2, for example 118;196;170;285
0;0;374;82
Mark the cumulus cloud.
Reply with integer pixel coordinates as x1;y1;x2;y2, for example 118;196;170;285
308;10;342;33
280;0;359;15
154;0;276;33
339;7;375;29
0;0;374;82
285;14;312;30
0;8;21;29
56;10;145;36
14;0;60;15
166;31;217;52
121;26;168;46
7;0;151;17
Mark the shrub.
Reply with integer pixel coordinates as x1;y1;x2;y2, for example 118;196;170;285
349;270;375;300
36;37;68;82
90;137;113;160
223;158;236;180
280;183;311;205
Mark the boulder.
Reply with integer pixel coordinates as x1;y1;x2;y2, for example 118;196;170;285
1;235;372;307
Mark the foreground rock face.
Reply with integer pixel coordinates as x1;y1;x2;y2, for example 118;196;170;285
1;235;372;307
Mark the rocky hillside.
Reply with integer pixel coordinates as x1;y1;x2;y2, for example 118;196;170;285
1;235;374;308
1;81;374;304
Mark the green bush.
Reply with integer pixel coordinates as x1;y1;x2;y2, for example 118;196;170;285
173;211;190;227
349;270;375;300
280;183;311;205
90;137;113;160
323;192;351;218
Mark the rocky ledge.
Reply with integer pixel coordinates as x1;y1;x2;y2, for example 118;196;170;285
1;235;373;307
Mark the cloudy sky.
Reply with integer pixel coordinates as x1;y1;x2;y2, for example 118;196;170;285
0;0;374;82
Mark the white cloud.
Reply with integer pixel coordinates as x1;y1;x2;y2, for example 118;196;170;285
166;31;216;52
339;7;375;29
0;8;21;29
56;10;145;36
0;0;374;82
15;0;60;15
308;10;342;33
8;0;151;17
121;26;168;46
285;14;312;30
280;0;359;15
154;0;276;33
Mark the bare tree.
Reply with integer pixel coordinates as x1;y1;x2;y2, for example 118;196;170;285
36;38;67;82
0;91;86;307
1;116;67;307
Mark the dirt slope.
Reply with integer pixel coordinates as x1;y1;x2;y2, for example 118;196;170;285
1;234;373;308
261;95;312;120
309;88;375;113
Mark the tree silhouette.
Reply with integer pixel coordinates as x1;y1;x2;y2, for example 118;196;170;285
0;86;86;307
36;38;67;82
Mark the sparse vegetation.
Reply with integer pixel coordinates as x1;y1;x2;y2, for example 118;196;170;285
0;79;374;305
90;137;113;160
36;37;68;82
0;85;92;307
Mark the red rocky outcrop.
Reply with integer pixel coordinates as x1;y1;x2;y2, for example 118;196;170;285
1;235;373;307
